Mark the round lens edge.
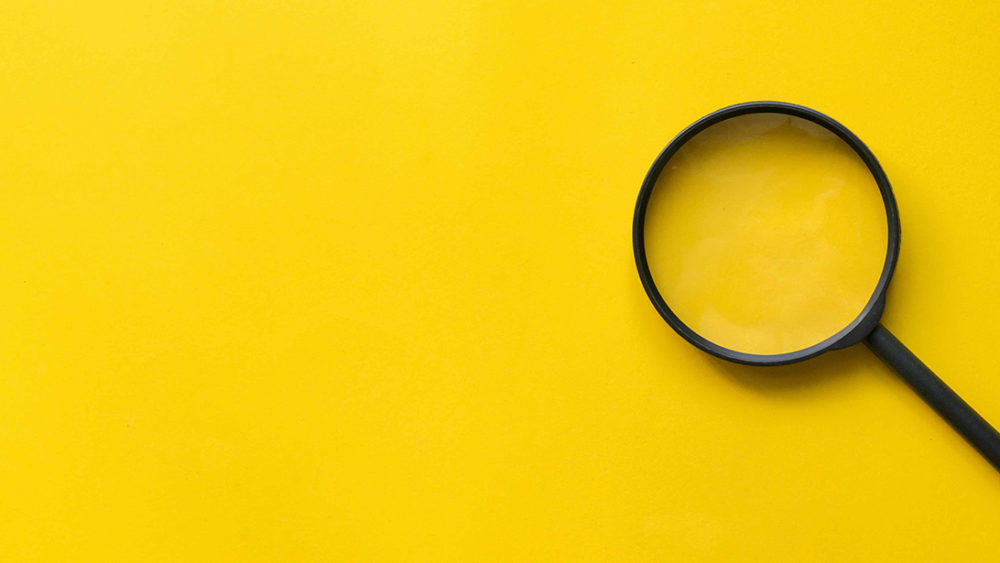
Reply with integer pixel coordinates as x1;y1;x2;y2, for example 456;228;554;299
632;101;901;366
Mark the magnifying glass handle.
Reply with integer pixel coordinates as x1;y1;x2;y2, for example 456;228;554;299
865;324;1000;473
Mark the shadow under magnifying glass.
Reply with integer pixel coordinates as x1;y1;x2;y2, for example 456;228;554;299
701;342;873;395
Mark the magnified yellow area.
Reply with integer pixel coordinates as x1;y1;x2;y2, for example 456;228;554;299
645;114;889;355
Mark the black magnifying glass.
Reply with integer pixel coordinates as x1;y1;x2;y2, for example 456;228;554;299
633;101;1000;473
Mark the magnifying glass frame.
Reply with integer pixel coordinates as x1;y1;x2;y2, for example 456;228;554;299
634;102;1000;474
632;101;901;366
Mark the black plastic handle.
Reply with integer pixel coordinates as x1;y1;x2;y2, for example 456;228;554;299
865;324;1000;473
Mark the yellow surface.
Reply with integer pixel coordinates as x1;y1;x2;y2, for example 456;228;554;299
2;1;1000;560
645;114;887;354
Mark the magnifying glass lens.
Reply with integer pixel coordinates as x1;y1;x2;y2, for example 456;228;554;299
644;113;888;355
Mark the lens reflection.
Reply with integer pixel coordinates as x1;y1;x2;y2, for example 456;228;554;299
644;114;888;355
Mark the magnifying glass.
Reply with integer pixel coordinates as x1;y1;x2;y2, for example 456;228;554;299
633;101;1000;473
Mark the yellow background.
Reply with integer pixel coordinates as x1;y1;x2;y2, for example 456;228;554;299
2;1;999;560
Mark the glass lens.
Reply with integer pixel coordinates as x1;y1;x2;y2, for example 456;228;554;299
644;113;888;355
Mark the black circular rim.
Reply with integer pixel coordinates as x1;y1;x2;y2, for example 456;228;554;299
632;101;901;366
